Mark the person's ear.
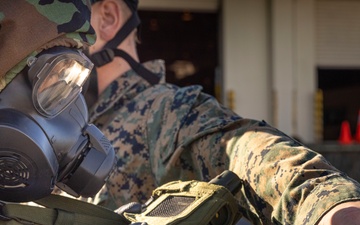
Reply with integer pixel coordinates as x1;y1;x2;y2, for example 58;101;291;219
97;0;123;41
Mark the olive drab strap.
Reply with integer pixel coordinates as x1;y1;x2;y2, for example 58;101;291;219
0;171;242;225
0;194;130;225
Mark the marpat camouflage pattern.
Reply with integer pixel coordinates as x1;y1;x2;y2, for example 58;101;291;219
88;59;360;225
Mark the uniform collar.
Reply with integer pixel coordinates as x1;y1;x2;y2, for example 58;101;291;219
89;59;166;121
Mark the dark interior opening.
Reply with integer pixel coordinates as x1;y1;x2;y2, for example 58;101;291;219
317;68;360;140
137;10;219;97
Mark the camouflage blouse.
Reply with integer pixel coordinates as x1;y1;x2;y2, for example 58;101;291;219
89;60;360;225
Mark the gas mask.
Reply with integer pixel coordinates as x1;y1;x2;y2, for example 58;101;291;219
0;47;116;202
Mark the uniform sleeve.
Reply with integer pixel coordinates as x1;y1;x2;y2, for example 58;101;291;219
148;89;360;225
225;120;360;225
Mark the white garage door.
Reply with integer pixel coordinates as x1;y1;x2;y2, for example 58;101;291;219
316;0;360;68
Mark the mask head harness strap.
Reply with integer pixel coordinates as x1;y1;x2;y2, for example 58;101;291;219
103;0;141;50
90;0;160;85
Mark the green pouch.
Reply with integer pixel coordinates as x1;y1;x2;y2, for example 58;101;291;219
124;179;242;225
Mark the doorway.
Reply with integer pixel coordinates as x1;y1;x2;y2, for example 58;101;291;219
137;10;219;97
318;68;360;140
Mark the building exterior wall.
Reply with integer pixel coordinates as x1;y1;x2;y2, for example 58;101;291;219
222;0;316;143
222;0;272;124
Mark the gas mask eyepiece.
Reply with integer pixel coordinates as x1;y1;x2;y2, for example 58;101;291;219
27;47;93;117
0;47;115;202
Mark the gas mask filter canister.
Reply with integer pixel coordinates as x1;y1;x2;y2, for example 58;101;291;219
0;47;116;202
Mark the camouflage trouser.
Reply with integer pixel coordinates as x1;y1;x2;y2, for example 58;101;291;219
93;119;360;225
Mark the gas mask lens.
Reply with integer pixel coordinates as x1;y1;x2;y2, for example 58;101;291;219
27;48;94;117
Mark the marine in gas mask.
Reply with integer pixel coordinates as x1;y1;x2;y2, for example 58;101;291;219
0;0;116;202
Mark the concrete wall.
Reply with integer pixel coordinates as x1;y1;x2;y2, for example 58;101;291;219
221;0;316;143
222;0;271;122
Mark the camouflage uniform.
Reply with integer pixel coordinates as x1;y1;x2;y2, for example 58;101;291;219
89;59;360;225
0;0;95;90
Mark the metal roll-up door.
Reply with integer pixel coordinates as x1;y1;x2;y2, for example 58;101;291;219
316;0;360;68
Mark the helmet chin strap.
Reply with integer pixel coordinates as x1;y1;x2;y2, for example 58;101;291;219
89;2;160;85
91;48;160;85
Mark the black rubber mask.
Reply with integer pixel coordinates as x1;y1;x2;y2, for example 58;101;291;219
0;47;116;202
